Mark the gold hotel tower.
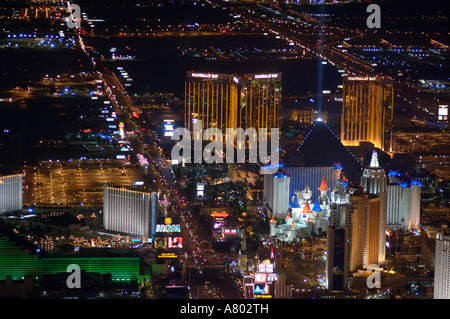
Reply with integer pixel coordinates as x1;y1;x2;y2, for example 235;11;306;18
184;72;281;135
341;76;394;152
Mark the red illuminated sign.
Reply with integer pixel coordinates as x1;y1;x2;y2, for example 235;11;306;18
168;237;183;248
211;211;229;218
223;229;238;235
255;273;267;283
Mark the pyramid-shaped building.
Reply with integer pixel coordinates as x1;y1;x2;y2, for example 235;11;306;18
286;120;363;184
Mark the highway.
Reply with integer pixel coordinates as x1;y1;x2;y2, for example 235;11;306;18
217;0;441;123
86;42;242;298
179;206;243;299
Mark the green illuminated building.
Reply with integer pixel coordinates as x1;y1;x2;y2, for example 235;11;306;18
0;237;139;283
0;237;42;281
42;257;139;282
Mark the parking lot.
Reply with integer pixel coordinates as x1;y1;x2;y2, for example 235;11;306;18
23;161;145;206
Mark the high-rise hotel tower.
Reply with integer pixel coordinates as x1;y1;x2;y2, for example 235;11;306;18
184;72;281;134
326;180;387;291
184;72;240;133
434;232;450;299
242;73;281;135
361;151;388;264
0;174;23;214
103;184;159;237
341;76;394;152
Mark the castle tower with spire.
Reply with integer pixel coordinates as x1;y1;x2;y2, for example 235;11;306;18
301;182;312;203
270;175;339;241
310;197;327;233
302;200;312;223
318;176;331;211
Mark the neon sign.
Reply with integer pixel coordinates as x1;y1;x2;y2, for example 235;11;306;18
211;211;229;218
191;73;219;79
255;273;267;283
168;237;183;248
154;237;167;249
254;74;278;79
254;284;269;294
257;259;274;273
223;228;238;235
155;224;181;233
347;76;377;81
158;252;178;258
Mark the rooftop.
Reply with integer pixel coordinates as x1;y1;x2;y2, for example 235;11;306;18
287;121;363;183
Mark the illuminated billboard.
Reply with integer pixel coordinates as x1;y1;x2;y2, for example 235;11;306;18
267;273;277;282
254;284;269;294
154;237;167;249
212;211;228;230
255;273;267;284
158;252;178;259
163;119;174;137
211;211;229;218
254;73;279;79
191;73;219;79
197;183;205;197
346;76;377;81
155;224;180;233
223;228;239;235
168;237;183;248
156;217;181;233
438;105;448;122
164;124;174;131
257;259;274;273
